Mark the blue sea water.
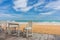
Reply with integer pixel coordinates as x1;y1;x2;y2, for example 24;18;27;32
15;20;60;22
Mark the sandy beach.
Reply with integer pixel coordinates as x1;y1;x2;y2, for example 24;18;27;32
19;22;60;35
1;22;60;35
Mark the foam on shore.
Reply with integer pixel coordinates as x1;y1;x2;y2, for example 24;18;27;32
33;22;60;25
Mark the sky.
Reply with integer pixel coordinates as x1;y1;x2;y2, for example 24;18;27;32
0;0;60;21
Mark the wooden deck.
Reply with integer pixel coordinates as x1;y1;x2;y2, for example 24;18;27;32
0;32;60;40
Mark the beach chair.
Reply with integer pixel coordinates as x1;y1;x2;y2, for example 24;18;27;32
6;22;20;37
23;21;33;38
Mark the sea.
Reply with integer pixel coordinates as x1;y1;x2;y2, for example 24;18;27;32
15;20;60;22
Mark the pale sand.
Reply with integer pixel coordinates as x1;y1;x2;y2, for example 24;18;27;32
20;22;60;35
1;22;60;35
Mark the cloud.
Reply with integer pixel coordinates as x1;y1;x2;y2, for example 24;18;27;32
13;6;33;12
13;0;27;8
0;12;12;17
0;11;17;18
33;0;45;7
36;10;57;19
40;11;55;15
13;0;29;12
36;0;60;17
13;0;45;12
45;0;60;10
0;11;25;20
